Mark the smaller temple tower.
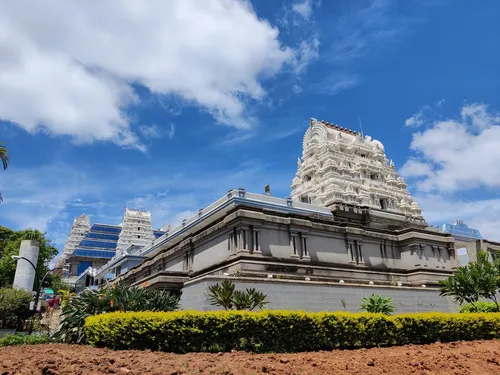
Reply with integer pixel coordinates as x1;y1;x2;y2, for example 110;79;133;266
115;208;155;256
57;214;91;268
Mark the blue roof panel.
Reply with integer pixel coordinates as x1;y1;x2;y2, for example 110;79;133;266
73;249;116;259
80;240;117;249
86;232;119;241
92;225;121;234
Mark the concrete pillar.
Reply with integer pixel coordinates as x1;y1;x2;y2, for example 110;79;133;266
13;240;40;292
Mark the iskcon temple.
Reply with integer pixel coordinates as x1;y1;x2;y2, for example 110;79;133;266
62;118;500;312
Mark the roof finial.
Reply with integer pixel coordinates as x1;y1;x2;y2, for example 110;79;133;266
358;117;365;138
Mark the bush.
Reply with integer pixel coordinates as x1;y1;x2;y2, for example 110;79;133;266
0;287;32;329
52;282;180;344
360;294;395;315
85;310;500;353
0;333;50;347
460;302;499;313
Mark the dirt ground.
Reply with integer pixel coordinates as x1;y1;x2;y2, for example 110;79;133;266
1;340;499;375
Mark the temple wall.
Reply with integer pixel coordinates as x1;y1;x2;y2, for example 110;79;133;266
165;256;184;272
193;233;230;271
180;276;458;313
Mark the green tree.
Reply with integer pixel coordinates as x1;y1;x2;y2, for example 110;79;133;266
360;294;395;315
439;250;500;312
0;287;32;329
208;280;268;311
0;227;58;289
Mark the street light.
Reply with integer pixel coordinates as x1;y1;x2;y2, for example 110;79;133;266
11;255;70;334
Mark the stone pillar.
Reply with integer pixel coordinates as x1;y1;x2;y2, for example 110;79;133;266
13;240;40;292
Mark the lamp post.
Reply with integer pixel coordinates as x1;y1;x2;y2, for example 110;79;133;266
11;255;69;334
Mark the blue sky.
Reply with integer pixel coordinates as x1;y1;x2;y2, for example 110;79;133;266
1;0;500;254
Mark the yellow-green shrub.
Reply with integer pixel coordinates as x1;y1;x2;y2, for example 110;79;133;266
85;310;500;353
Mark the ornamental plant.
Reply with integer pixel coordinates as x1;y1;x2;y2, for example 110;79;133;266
360;294;395;315
52;282;179;344
460;301;499;313
439;250;500;312
208;280;268;311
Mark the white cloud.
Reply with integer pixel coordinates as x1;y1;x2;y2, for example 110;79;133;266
416;194;500;242
402;102;500;242
399;159;434;177
293;37;320;73
292;84;303;94
139;124;162;139
0;163;95;232
401;102;500;192
292;0;314;20
168;124;176;140
405;111;425;128
0;1;304;149
404;100;446;127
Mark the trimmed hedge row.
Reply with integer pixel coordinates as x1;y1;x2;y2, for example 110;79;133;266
460;302;500;313
85;310;500;353
0;333;50;347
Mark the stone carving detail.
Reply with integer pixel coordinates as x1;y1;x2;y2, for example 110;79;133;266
290;118;424;221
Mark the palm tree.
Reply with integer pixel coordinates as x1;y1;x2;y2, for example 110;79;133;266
0;142;8;203
0;142;8;170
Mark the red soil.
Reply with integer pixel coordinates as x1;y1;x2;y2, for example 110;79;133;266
1;340;499;375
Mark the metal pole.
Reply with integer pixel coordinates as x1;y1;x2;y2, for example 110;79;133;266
29;266;66;334
15;256;37;274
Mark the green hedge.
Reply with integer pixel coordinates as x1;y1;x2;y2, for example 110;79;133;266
460;302;500;313
85;310;500;353
0;333;50;347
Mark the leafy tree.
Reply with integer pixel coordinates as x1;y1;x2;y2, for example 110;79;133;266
438;267;481;306
439;250;500;312
53;282;180;343
0;227;58;289
360;294;395;315
0;287;32;329
208;280;268;311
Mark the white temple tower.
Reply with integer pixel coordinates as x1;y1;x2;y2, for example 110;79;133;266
58;213;91;267
115;208;155;256
291;118;425;227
